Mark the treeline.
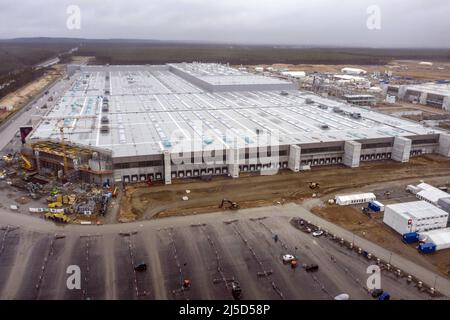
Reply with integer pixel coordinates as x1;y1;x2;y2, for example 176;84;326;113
78;44;450;66
0;67;46;100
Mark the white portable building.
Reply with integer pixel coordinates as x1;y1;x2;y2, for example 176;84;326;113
335;193;376;206
415;183;450;205
419;228;450;251
281;71;306;78
383;201;448;235
341;67;367;75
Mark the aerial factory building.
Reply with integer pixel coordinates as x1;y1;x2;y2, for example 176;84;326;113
24;62;450;185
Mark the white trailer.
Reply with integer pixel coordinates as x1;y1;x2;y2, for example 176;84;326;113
335;193;376;206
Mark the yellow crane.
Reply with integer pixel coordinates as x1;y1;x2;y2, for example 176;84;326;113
42;115;97;179
20;154;34;171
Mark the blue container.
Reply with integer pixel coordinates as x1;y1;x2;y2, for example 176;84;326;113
402;232;419;244
378;292;390;300
368;201;381;212
418;243;436;254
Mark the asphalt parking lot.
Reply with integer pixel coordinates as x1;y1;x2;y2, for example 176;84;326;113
0;213;441;300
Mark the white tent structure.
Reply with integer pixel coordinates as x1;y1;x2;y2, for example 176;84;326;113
420;228;450;251
335;193;376;206
341;67;367;75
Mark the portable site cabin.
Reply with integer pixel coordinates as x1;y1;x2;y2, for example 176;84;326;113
414;183;450;205
335;193;376;206
383;201;448;235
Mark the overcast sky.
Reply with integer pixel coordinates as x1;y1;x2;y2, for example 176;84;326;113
0;0;449;47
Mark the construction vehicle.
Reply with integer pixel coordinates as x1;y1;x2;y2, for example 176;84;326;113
48;201;63;208
309;182;320;189
2;153;15;164
44;212;69;223
219;199;240;210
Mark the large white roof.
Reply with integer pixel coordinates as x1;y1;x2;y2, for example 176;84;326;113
386;201;448;220
27;63;445;159
416;183;450;204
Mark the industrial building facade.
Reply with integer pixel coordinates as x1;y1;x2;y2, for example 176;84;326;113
24;63;450;185
384;82;450;110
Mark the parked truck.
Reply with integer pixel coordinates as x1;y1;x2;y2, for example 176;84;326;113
418;243;437;254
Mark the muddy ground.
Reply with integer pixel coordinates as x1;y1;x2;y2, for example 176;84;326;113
120;154;450;222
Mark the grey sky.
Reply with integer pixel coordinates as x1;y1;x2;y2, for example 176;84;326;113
0;0;449;47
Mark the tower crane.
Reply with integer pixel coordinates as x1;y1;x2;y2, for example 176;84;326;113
40;115;97;179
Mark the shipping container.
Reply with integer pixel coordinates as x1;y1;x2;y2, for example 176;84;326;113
368;200;385;212
402;232;419;244
418;243;437;254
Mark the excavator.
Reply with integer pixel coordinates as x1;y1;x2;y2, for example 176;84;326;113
2;152;34;171
219;199;240;210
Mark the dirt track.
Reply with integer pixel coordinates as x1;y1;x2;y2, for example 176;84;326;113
120;154;450;221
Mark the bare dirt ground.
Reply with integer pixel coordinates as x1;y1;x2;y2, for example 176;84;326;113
0;64;63;123
120;154;450;222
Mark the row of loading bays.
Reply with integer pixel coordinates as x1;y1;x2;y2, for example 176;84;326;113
123;173;163;183
360;153;391;161
172;167;228;178
301;157;342;166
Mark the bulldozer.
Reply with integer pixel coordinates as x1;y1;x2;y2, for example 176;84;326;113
219;199;240;210
44;212;69;223
309;182;320;190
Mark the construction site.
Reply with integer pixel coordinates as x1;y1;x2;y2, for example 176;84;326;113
1;59;450;300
